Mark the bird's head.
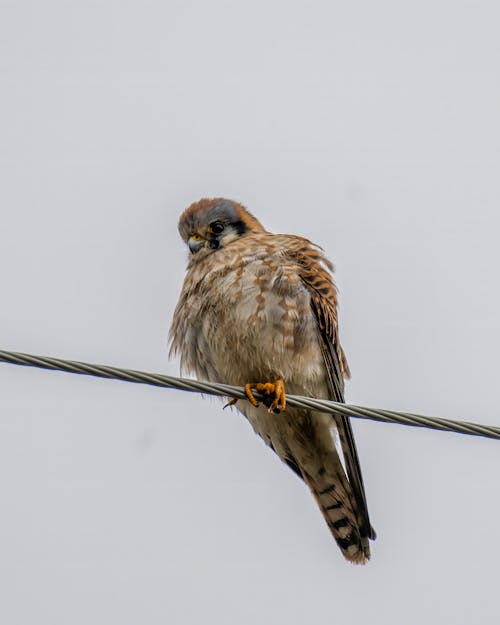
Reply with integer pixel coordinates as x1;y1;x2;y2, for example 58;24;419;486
178;198;266;255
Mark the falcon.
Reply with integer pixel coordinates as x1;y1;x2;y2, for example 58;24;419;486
169;198;376;563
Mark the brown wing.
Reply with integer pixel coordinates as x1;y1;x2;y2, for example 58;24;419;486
286;238;376;543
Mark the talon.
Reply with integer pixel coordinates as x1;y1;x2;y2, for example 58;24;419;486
268;378;286;413
223;397;238;409
243;379;286;413
244;383;260;407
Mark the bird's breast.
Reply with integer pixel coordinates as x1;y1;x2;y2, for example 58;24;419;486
172;247;327;395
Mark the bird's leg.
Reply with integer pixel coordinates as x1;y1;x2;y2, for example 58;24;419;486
244;379;286;413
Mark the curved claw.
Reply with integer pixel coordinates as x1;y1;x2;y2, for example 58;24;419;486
244;379;286;413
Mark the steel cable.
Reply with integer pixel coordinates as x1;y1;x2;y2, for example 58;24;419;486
0;349;499;441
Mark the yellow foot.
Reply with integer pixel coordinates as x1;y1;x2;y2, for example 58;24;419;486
244;379;286;413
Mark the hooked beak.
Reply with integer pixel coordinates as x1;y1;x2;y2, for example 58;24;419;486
188;234;205;254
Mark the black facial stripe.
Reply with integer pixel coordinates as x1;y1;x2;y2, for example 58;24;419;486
232;220;248;236
208;239;220;250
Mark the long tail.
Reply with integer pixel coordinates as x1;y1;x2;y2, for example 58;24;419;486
301;467;372;564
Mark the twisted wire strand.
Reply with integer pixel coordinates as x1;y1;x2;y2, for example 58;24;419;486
0;349;499;441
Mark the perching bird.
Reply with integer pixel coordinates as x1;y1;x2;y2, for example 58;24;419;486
169;198;376;563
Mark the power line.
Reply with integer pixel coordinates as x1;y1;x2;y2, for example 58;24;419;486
0;349;499;441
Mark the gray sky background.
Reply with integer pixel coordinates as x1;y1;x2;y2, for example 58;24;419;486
1;1;499;623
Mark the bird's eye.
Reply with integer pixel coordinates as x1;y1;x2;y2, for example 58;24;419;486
210;221;225;234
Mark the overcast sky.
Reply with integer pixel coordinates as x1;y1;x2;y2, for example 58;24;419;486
1;1;499;623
